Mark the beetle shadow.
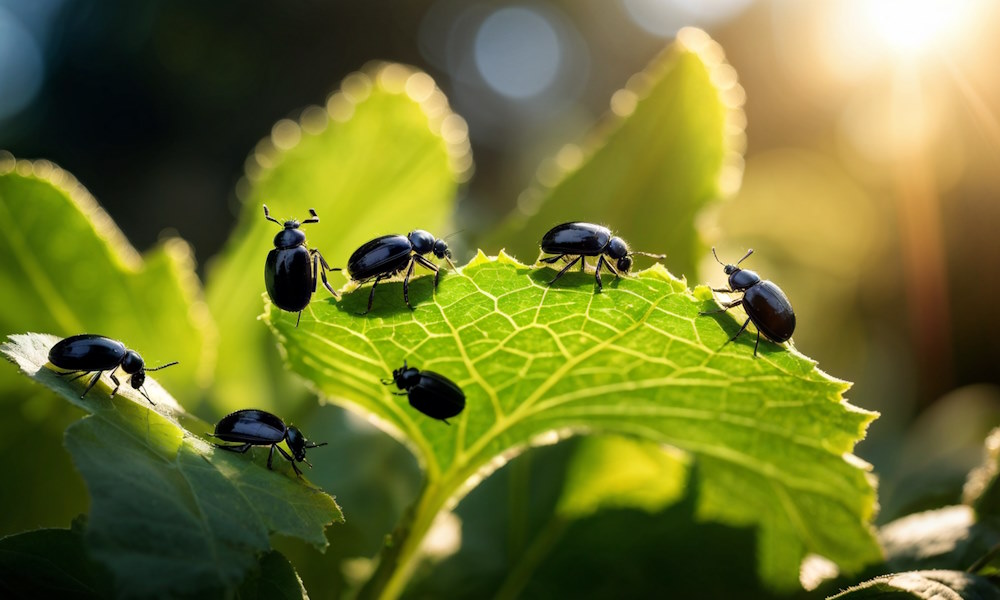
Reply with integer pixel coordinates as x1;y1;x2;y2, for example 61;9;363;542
697;300;780;357
334;273;438;318
529;263;606;291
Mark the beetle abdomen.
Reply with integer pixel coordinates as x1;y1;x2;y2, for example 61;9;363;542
48;335;126;370
540;222;612;256
214;409;287;444
743;281;796;342
408;371;466;420
347;235;413;280
265;247;314;312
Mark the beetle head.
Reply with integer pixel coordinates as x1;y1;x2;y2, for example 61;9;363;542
713;247;753;274
384;360;421;390
617;255;633;273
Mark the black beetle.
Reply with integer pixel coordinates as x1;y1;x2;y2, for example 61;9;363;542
382;361;466;425
263;204;340;327
47;334;178;404
346;231;456;314
539;222;664;290
701;248;796;356
209;409;327;477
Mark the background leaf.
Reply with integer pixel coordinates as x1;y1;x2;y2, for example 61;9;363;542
483;27;745;278
1;333;342;597
205;62;471;413
828;570;1000;599
0;157;213;535
0;524;112;600
267;252;879;594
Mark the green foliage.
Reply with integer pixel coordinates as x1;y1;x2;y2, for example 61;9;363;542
267;251;880;594
1;333;341;597
486;27;744;279
206;62;470;413
0;525;308;600
828;570;1000;599
0;159;212;400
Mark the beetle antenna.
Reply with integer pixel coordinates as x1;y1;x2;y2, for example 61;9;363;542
630;251;665;259
380;377;393;385
442;229;465;241
737;248;754;265
301;208;320;225
444;256;457;271
263;204;282;226
305;441;328;448
146;361;179;372
711;247;725;266
139;387;156;405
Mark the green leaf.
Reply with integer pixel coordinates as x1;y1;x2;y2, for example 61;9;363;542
1;333;342;597
206;62;470;412
828;571;1000;599
484;27;745;277
237;550;310;600
965;427;1000;517
0;156;213;535
267;252;880;595
0;528;310;600
879;506;1000;574
0;157;213;401
0;526;113;599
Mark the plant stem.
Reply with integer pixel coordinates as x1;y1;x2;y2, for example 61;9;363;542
356;480;449;600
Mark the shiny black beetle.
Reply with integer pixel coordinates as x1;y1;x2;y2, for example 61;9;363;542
47;334;178;404
210;409;327;477
539;222;664;290
263;204;340;327
346;231;456;314
383;361;466;425
701;248;796;356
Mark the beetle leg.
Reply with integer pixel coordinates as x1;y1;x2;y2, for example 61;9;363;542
403;257;416;309
548;255;581;286
391;391;408;396
753;330;762;357
700;298;742;315
215;443;253;453
296;311;302;328
441;418;451;426
81;371;103;398
109;371;121;397
267;445;276;470
603;257;622;279
274;444;302;477
724;317;752;348
413;253;440;286
361;274;388;315
539;254;565;264
311;249;340;298
712;287;734;293
594;255;606;290
62;371;89;383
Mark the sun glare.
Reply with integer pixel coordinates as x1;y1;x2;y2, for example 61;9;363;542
861;0;981;57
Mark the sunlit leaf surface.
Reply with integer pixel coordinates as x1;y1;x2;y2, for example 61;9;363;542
1;333;341;597
268;252;879;590
206;62;470;412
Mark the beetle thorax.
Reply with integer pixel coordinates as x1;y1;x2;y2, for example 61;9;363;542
285;426;306;460
274;228;306;249
121;351;144;374
607;236;628;260
408;230;435;254
393;366;422;390
729;268;761;291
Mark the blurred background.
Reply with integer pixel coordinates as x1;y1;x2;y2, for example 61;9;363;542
2;0;1000;596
